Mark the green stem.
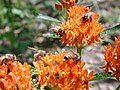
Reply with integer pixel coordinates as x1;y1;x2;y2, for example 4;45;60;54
77;43;88;59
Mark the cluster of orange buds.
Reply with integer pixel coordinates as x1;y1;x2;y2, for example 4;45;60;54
0;57;32;90
33;52;95;90
101;37;120;80
58;5;105;47
55;0;76;10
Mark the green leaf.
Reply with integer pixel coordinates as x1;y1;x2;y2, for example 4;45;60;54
37;14;61;23
93;72;113;81
87;4;93;8
44;86;53;90
31;66;39;89
76;0;78;3
102;38;115;45
116;85;120;90
0;31;16;44
57;0;61;2
79;0;83;2
100;24;120;36
31;66;38;76
43;33;60;38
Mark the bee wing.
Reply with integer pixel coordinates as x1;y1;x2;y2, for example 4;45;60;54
28;47;38;52
70;50;78;58
49;24;57;32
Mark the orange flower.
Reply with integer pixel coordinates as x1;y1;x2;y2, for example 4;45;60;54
33;52;95;90
0;64;8;77
59;6;105;47
0;61;32;90
101;37;120;80
0;72;16;90
17;62;32;90
33;61;49;88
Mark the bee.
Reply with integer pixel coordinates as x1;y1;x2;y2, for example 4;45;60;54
81;12;94;23
28;47;47;61
0;54;16;65
50;25;65;36
64;50;81;62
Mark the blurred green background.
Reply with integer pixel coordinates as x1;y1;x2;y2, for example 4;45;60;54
0;0;120;63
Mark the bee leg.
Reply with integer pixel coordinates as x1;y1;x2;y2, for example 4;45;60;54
90;17;92;22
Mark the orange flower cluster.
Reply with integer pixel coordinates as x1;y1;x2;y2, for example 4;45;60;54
0;61;32;90
33;52;95;90
59;6;105;47
55;0;76;10
101;37;120;80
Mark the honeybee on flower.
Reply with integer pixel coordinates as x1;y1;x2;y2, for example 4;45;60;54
0;54;16;65
28;47;47;61
64;50;81;62
60;5;105;47
50;25;65;36
81;12;94;23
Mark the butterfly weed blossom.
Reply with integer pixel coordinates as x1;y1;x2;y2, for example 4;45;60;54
101;37;120;80
0;61;32;90
58;5;105;47
33;52;95;90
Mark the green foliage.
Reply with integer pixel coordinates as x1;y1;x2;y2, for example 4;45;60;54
37;14;61;23
116;85;120;90
93;72;114;81
43;33;60;39
57;0;62;2
0;0;54;57
31;66;39;89
100;24;120;36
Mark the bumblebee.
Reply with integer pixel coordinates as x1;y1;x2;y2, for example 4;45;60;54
0;54;16;65
64;50;81;62
28;47;47;61
82;12;93;23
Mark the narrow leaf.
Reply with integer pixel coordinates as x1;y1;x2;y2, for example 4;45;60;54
76;0;78;3
43;33;60;38
57;0;61;2
100;24;120;36
37;14;61;23
87;4;93;8
93;72;113;81
44;86;53;90
31;66;38;76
